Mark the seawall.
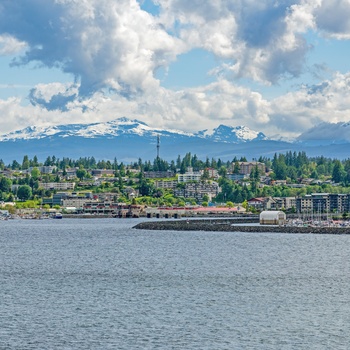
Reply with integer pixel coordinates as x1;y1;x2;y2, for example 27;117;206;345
134;219;350;234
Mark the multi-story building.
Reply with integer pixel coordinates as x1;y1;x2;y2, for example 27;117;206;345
177;171;202;183
28;166;57;174
154;180;178;189
39;182;76;190
329;194;350;213
343;194;350;213
42;192;69;207
227;173;248;181
83;201;118;215
82;202;142;217
174;182;220;201
62;197;94;210
58;168;78;179
296;195;312;212
311;193;329;213
91;169;115;177
296;193;350;213
92;192;118;202
144;171;175;179
200;168;218;179
273;197;296;210
235;162;266;175
248;197;276;210
248;197;296;211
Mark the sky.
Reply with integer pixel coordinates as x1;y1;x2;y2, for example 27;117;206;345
0;0;350;140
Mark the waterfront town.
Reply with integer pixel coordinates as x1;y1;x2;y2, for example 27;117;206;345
1;151;350;220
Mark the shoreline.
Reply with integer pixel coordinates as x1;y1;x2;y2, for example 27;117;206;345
133;218;350;234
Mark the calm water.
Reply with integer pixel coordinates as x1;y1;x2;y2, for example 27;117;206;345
1;218;350;349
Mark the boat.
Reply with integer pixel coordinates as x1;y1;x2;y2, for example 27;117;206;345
53;213;63;219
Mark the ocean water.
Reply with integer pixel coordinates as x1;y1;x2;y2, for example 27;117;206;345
1;218;350;349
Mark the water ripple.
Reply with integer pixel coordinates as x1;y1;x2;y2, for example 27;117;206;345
1;219;350;349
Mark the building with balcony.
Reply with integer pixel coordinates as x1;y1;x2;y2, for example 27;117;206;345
39;182;76;190
154;180;178;189
235;162;266;175
143;171;175;179
177;171;202;183
174;181;220;201
296;193;350;213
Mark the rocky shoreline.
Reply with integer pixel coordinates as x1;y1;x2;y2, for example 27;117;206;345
133;218;350;234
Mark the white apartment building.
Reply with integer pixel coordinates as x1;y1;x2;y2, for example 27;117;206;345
39;182;76;190
178;171;202;183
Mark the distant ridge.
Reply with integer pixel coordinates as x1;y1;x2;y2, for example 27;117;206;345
297;121;350;145
0;117;266;143
0;118;349;162
195;124;267;143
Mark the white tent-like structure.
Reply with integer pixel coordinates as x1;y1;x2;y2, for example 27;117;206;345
260;211;286;225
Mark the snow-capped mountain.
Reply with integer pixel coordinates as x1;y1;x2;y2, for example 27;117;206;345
0;117;265;143
196;125;266;143
0;118;349;162
297;121;350;145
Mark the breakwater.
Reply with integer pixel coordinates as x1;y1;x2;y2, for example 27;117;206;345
134;219;350;234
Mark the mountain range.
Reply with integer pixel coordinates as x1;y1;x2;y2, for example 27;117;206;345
0;118;349;163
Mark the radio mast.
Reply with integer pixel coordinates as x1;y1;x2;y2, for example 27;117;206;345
156;134;160;159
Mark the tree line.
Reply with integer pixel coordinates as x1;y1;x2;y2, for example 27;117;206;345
1;151;350;205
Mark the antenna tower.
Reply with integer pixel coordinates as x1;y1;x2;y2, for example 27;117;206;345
157;134;160;159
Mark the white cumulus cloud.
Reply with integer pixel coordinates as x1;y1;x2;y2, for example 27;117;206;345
0;0;350;141
315;0;350;39
0;0;184;96
0;34;26;55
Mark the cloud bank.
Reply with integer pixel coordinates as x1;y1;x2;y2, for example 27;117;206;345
1;71;350;140
0;0;184;96
0;0;350;139
0;0;336;92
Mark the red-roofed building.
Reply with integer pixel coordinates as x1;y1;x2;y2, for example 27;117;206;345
248;197;276;210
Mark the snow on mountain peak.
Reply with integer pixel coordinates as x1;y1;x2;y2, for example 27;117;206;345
197;124;266;142
0;118;267;143
1;125;63;141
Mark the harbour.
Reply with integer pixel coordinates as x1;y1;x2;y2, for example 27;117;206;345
134;218;350;234
1;218;350;348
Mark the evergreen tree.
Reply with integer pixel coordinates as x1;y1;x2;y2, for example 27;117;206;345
44;156;52;166
22;155;29;170
233;161;240;174
176;155;181;169
332;160;345;183
201;168;210;180
32;155;39;167
218;166;227;178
